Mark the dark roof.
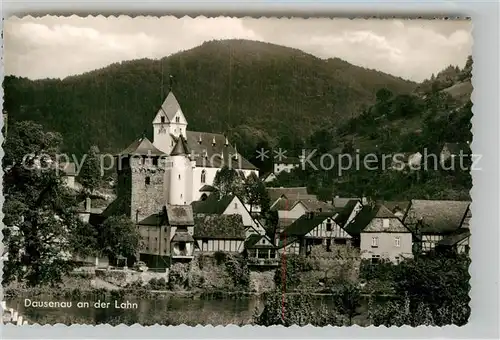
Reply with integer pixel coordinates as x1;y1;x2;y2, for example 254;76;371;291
384;201;410;214
181;131;257;169
333;197;360;208
344;205;376;236
118;136;165;156
299;199;335;212
158;91;182;122
170;135;190;156
88;213;106;227
403;200;470;234
437;228;471;246
101;196;131;218
137;213;165;226
244;234;276;249
194;214;246;239
277;236;299;249
267;187;309;202
334;199;360;226
166;205;194;226
345;204;400;236
199;184;217;192
281;211;337;237
191;195;235;215
171;232;195;243
278;218;297;229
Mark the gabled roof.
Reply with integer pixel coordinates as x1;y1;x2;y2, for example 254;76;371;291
403;200;471;234
244;234;277;249
118;136;165;156
334;199;360;226
172;232;195;243
384;201;410;215
437;228;470;246
333;197;360;208
158;91;182;122
194;214;246;239
281;211;337;238
345;204;401;236
137;213;165;226
267;187;309;203
170;135;190;156
191;195;235;215
166;205;194;226
299;199;335;212
182;131;257;169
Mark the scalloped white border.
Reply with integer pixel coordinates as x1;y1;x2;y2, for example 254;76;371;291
1;2;499;339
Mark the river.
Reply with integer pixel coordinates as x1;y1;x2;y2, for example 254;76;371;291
7;293;265;326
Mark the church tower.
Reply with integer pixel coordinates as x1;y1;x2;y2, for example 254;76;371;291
167;135;194;205
152;86;188;155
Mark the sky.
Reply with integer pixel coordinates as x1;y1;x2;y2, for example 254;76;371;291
4;16;472;82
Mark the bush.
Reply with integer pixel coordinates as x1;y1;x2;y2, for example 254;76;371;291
359;258;395;281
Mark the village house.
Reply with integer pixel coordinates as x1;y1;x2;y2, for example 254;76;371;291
191;194;265;237
347;204;414;264
136;205;195;267
273;156;303;175
193;214;246;253
261;172;278;183
332;196;363;209
403;199;471;253
243;234;279;266
277;210;354;256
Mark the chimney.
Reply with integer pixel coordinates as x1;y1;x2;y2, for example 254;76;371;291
198;134;202;144
212;137;216;146
224;136;229;147
85;197;91;213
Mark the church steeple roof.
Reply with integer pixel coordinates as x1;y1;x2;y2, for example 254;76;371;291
159;91;181;122
118;136;165;156
171;135;190;156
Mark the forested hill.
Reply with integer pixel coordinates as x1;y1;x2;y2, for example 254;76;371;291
3;39;416;156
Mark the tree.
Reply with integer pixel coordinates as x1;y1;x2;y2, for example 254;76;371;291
243;174;270;215
2;121;96;287
98;215;140;260
213;165;244;197
77;145;102;197
331;282;362;325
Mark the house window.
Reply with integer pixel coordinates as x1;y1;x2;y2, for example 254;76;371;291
145;176;151;185
146;247;149;251
161;116;165;123
326;219;332;231
371;237;379;248
171;140;174;147
394;236;401;247
395;256;400;264
201;170;206;183
269;250;276;258
178;242;186;251
202;239;208;251
176;117;180;123
178;174;181;180
153;158;158;166
164;227;167;232
371;255;380;264
234;202;238;209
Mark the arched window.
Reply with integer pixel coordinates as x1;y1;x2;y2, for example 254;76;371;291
201;169;206;184
145;176;151;185
178;174;181;180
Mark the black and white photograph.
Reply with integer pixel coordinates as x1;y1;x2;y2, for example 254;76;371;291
2;16;473;327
